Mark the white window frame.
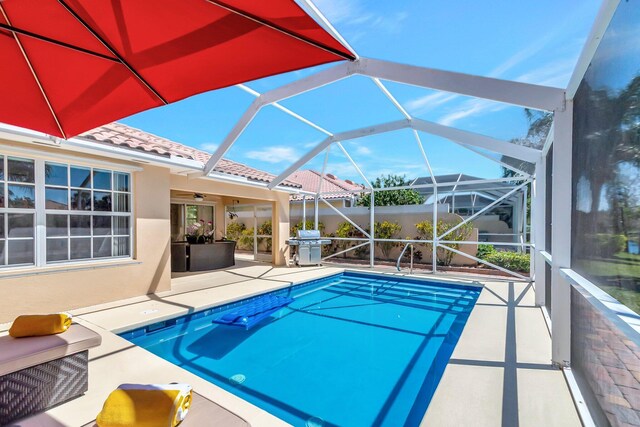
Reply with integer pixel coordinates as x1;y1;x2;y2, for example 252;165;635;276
0;149;136;269
41;160;134;264
170;199;217;241
0;155;37;267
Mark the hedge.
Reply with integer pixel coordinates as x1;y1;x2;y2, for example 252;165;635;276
483;251;530;273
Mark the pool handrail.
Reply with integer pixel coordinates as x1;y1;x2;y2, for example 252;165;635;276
397;243;414;273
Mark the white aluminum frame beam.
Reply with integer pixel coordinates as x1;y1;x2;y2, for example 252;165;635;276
335;141;373;189
371;77;411;120
294;0;359;60
237;84;333;136
551;104;573;366
412;118;541;163
413;130;437;183
269;119;540;190
320;197;370;238
203;62;356;175
438;181;529;240
203;57;562;177
565;0;620;99
267;119;410;189
458;143;531;178
356;58;566;112
439;243;529;280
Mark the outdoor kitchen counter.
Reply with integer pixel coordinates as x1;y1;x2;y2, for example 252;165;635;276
171;241;236;272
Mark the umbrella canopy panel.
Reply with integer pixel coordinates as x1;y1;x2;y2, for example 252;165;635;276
0;0;354;138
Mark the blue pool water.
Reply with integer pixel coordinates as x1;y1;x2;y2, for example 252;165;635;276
121;272;480;426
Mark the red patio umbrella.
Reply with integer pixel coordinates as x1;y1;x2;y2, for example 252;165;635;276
0;0;354;139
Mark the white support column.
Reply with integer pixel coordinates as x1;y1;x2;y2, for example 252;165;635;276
551;103;573;367
314;195;319;231
523;184;529;256
370;189;375;267
433;183;438;274
302;197;307;230
533;157;547;306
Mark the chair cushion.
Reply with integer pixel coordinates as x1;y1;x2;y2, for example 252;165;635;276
0;324;102;376
81;392;250;427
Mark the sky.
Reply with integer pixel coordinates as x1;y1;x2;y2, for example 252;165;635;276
120;0;602;184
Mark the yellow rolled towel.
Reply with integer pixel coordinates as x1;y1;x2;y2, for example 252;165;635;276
96;384;193;427
9;313;72;338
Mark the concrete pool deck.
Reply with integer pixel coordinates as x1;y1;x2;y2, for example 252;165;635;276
2;263;581;426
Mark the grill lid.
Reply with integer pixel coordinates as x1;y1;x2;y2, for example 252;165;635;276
297;229;321;240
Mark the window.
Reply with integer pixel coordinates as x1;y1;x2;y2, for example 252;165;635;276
45;162;132;263
0;156;36;266
170;203;215;242
0;154;133;268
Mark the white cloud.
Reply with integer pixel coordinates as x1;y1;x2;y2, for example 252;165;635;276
404;11;586;123
313;0;360;24
321;162;361;182
405;92;459;115
514;57;576;88
303;141;321;149
198;142;219;153
245;146;298;164
354;145;372;156
314;0;407;40
438;99;507;127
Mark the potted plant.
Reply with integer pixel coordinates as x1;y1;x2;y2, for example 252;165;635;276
185;222;202;244
204;220;215;243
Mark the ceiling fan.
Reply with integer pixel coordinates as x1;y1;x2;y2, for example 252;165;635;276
173;191;207;202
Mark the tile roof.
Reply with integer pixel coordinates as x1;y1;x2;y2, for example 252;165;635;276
288;170;364;200
81;122;301;188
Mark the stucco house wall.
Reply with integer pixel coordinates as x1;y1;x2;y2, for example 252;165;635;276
0;139;292;322
0;152;172;322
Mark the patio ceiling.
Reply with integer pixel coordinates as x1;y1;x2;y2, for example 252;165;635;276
0;0;355;139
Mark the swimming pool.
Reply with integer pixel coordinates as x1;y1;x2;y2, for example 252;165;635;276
121;272;480;426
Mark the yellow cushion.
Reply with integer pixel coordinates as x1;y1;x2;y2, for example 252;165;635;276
9;314;72;338
96;385;192;427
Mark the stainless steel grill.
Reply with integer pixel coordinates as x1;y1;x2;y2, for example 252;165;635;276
286;230;332;266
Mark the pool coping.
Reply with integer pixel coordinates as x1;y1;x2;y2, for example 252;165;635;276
5;265;580;427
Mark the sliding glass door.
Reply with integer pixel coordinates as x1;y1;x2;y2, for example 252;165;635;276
170;203;215;242
225;203;272;261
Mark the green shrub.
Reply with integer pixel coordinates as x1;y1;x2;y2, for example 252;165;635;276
477;244;497;259
238;227;255;250
291;220;325;236
483;251;530;273
335;221;368;258
374;221;402;259
257;220;272;252
585;234;627;258
226;222;246;242
415;219;473;266
415;220;435;254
